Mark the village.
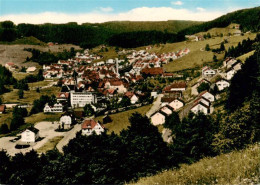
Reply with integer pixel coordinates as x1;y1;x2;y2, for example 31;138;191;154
0;41;244;156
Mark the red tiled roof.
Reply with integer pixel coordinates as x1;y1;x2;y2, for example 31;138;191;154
141;67;164;75
82;119;104;129
163;82;187;91
0;105;6;112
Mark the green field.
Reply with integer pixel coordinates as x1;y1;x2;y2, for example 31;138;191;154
237;50;255;62
95;104;152;134
147;33;257;72
37;136;64;154
133;144;260;185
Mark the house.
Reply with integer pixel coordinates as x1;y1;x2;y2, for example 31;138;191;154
26;66;36;73
215;79;230;91
70;91;97;108
21;127;39;143
202;66;216;77
0;105;6;114
5;62;17;71
57;92;70;102
81;119;105;136
43;103;63;113
190;102;210;115
163;82;187;98
150;112;166;126
199;91;215;102
191;78;211;95
125;92;139;104
226;68;236;80
151;91;158;99
223;58;237;69
160;106;173;116
60;113;73;129
141;67;164;76
168;98;184;110
194;96;211;107
234;30;242;36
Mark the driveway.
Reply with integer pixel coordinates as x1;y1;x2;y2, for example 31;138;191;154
146;94;163;118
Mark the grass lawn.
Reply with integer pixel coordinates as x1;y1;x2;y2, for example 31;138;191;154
37;136;64;154
134;144;260;185
91;46;118;62
95;104;152;134
28;80;53;89
25;112;62;124
2;86;60;105
237;50;255;62
152;33;257;72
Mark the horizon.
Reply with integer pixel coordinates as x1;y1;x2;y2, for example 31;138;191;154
0;0;259;24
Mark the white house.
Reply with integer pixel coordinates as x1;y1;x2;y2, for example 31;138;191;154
223;58;237;69
194;96;211;107
216;79;230;91
202;66;216;77
151;112;166;126
44;103;63;113
70;91;97;108
160;106;172;116
226;68;236;80
190;102;210;115
168;98;184;110
199;91;215;102
125;92;139;104
151;91;158;99
60;114;72;129
21;127;39;143
81;119;105;136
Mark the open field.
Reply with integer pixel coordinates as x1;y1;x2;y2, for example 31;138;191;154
196;24;240;37
37;136;64;153
25;112;62;124
133;144;260;185
95;104;152;134
146;33;257;72
1;86;60;105
0;43;81;67
237;50;255;62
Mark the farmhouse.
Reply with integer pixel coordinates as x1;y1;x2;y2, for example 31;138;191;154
81;119;105;136
43;103;63;113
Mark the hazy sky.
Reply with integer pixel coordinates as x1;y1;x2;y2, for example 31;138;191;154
0;0;259;24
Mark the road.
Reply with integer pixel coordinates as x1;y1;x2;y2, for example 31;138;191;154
56;124;81;153
146;94;163;118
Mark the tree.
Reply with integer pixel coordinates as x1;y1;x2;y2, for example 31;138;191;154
213;54;218;62
18;89;24;99
205;44;210;51
0;124;9;134
220;42;225;51
0;150;11;183
164;112;180;131
120;113;171;181
0;97;2;105
171;112;217;163
119;96;131;107
197;82;210;93
83;104;94;117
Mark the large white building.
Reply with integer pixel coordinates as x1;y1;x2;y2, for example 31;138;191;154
70;91;97;108
21;128;39;143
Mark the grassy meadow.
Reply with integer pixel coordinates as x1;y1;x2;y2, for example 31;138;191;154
37;136;64;154
95;104;152;134
133;144;260;185
146;33;256;72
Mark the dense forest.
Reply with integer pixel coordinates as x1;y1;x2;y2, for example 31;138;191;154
0;42;259;184
0;7;259;48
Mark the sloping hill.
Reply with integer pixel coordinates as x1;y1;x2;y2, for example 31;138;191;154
179;7;260;36
87;20;202;34
133;144;260;185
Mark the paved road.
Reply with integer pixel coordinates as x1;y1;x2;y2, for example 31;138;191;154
146;94;163;118
56;124;81;153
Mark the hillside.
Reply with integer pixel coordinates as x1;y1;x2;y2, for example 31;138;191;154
179;7;260;36
87;20;202;33
133;144;260;185
0;43;81;67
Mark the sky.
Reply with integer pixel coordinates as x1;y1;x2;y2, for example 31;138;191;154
0;0;259;24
